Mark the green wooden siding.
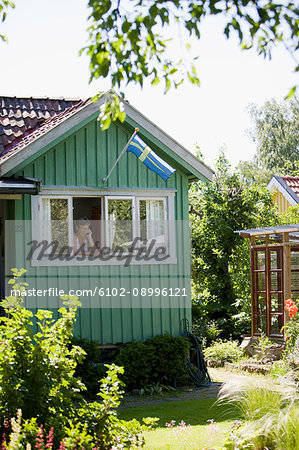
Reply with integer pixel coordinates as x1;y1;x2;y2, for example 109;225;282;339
7;118;192;344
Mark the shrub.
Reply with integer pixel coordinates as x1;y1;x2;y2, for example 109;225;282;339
72;337;108;398
115;341;154;390
203;339;243;363
0;365;157;449
147;333;190;386
115;333;190;391
0;269;154;448
0;269;85;442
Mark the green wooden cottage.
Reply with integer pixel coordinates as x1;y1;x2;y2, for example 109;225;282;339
0;92;213;344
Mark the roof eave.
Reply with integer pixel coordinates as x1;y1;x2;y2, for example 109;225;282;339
0;91;214;182
267;175;299;205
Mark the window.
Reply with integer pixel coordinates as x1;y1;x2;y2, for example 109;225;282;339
106;197;134;252
251;246;284;337
31;191;175;265
291;248;299;302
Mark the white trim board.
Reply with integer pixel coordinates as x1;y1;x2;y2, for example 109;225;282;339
40;187;177;196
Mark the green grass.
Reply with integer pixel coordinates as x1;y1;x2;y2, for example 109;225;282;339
119;397;241;449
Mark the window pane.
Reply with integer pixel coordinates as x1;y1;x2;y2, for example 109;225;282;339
291;251;299;270
271;293;283;312
73;197;102;248
270;271;283;292
42;198;69;247
291;291;299;301
254;293;266;313
291;271;299;291
270;314;283;336
139;199;165;247
254;314;266;334
255;251;265;270
107;199;133;251
255;272;266;291
270;250;282;270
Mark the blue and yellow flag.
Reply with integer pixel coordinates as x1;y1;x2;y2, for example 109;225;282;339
126;134;175;181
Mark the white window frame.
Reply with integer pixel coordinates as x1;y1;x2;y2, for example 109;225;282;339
135;196;168;252
104;196;136;253
31;189;176;266
31;195;73;249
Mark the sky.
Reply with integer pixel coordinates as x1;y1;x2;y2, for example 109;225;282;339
0;0;298;170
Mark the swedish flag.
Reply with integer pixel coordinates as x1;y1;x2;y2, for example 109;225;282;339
126;134;175;181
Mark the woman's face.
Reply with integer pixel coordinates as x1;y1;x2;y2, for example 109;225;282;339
76;224;90;237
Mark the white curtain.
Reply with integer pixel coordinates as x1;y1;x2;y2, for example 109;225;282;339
146;200;164;244
108;213;116;248
42;198;52;242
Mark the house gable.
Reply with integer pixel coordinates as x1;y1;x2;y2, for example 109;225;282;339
0;92;214;183
267;175;299;214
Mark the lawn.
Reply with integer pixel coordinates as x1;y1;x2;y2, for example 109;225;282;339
119;397;242;449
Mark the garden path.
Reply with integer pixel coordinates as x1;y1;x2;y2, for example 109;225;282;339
120;367;271;408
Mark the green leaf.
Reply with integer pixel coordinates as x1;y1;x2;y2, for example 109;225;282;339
151;76;160;86
285;85;297;99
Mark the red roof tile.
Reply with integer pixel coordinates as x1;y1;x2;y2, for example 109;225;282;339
0;96;84;155
281;176;299;198
0;99;91;164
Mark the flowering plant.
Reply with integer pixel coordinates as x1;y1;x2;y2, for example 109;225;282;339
283;299;299;351
285;298;298;318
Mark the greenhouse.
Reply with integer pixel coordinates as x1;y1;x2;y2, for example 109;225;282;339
238;224;299;339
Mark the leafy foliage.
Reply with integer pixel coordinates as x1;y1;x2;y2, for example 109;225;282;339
72;364;157;449
0;366;157;449
81;0;299;127
237;159;272;187
115;333;190;391
247;97;299;175
72;337;109;399
190;153;278;337
283;299;299;352
279;204;299;225
0;0;14;42
203;339;243;363
0;269;85;441
0;269;154;448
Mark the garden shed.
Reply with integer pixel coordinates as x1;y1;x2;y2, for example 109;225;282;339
0;92;213;344
238;224;299;339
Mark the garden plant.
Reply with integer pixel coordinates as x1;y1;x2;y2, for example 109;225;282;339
0;269;155;448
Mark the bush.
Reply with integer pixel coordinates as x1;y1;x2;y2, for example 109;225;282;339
0;269;154;448
0;269;85;442
0;365;157;449
115;334;190;391
72;337;108;398
203;339;243;363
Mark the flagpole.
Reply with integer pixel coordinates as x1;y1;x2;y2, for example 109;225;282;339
102;128;139;184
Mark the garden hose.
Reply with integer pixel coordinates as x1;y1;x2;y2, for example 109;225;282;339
181;319;211;388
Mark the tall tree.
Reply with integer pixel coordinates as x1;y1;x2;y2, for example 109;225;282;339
237;160;272;187
247;97;299;175
190;153;277;337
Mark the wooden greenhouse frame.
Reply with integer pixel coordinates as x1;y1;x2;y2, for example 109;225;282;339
238;224;299;340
